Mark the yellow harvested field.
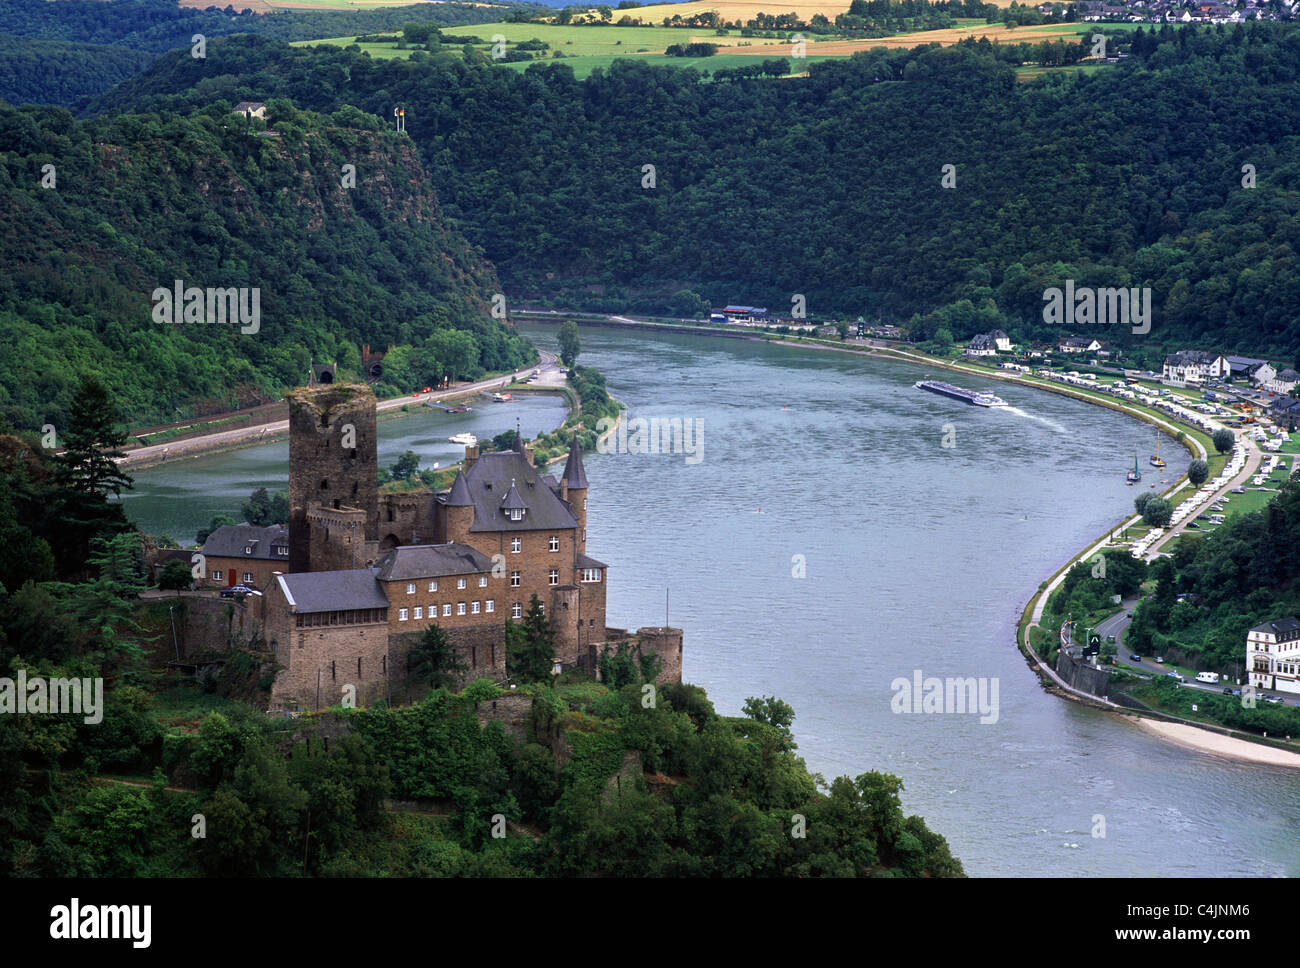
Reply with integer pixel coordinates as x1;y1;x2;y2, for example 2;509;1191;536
717;22;1081;53
625;0;1027;18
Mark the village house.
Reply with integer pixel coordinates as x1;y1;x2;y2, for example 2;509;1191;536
232;101;267;119
1246;617;1300;696
1058;336;1102;353
964;333;998;357
1161;350;1229;386
200;523;290;591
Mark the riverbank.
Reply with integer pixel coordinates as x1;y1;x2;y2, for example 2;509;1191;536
1129;717;1300;768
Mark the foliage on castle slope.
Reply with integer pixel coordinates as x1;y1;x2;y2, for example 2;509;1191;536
86;25;1300;361
1126;477;1300;671
0;100;532;431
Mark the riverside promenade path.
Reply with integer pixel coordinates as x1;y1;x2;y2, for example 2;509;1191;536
118;349;560;469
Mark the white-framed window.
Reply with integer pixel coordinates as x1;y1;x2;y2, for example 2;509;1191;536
457;602;466;615
486;600;495;613
407;582;416;595
549;569;559;585
442;604;451;617
414;607;423;620
457;577;467;590
509;509;523;521
511;602;522;619
472;601;480;614
581;568;602;583
277;546;288;556
511;537;521;553
428;580;438;592
538;602;544;615
510;571;520;587
212;570;223;582
548;536;559;552
478;575;488;587
399;608;409;621
245;546;254;555
243;572;254;583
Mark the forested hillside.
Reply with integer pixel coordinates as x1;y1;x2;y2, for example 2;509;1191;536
0;100;531;432
0;36;153;107
87;25;1300;360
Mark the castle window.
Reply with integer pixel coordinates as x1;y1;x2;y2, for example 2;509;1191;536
472;601;480;614
382;655;386;674
548;536;559;552
429;580;438;592
320;479;328;490
581;569;601;583
457;602;466;615
407;583;416;594
243;572;254;583
388;508;394;522
331;661;336;681
512;602;522;619
443;604;452;616
212;570;223;582
549;569;559;586
510;571;520;587
486;600;495;613
472;646;477;668
589;619;595;628
509;509;523;522
278;546;288;556
478;576;488;587
357;657;362;676
457;578;467;590
399;608;409;621
511;537;521;553
414;607;423;620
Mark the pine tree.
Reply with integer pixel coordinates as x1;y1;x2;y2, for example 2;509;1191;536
409;623;467;690
507;594;556;682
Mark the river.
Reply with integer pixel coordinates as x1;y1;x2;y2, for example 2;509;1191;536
120;323;1300;876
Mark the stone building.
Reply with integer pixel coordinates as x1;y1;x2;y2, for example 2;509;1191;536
199;523;289;591
270;381;680;710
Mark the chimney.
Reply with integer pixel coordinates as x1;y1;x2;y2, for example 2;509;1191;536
464;444;479;469
524;441;536;465
561;479;568;502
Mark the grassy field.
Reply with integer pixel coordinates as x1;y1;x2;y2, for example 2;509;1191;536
300;17;1117;78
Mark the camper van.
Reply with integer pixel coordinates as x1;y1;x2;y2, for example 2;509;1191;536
1194;672;1219;684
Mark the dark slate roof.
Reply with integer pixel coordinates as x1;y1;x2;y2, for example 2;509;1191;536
1250;617;1300;636
1278;369;1299;381
202;524;289;560
373;543;494;581
577;552;608;570
968;334;995;349
458;450;580;533
276;569;388;614
446;471;473;507
1226;355;1267;372
501;480;528;511
562;435;588;489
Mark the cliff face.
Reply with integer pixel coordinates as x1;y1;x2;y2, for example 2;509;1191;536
0;101;518;430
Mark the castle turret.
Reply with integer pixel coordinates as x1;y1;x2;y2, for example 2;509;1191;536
562;435;588;551
442;469;475;543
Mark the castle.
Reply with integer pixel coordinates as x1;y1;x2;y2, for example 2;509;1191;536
262;382;681;710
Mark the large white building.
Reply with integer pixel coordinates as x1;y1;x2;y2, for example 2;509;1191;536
1162;350;1229;386
1246;616;1300;695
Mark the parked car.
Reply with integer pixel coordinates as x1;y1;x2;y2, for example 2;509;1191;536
1167;672;1184;682
1107;634;1116;642
220;584;262;598
1223;688;1234;695
1154;656;1165;663
1130;654;1142;662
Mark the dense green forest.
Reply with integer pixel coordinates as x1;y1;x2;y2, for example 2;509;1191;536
0;386;962;877
1126;477;1300;671
0;99;532;432
83;25;1300;361
0;36;153;107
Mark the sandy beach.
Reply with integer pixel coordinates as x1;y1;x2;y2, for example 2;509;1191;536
1130;717;1300;769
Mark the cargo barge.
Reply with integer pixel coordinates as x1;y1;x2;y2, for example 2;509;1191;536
914;379;1007;407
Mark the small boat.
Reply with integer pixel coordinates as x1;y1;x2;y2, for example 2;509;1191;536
490;392;512;403
1126;451;1142;485
448;432;477;446
1149;428;1166;467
